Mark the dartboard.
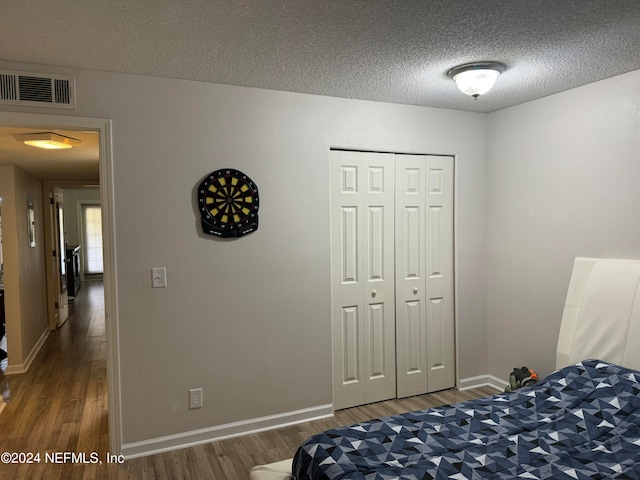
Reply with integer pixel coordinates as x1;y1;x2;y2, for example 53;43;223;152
197;169;259;238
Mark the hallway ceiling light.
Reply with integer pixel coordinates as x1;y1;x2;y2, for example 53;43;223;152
14;132;81;149
447;62;506;99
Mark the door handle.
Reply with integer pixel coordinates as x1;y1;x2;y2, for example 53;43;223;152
371;290;377;297
413;287;419;295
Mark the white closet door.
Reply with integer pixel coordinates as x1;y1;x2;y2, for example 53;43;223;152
395;154;455;397
395;155;428;397
362;153;396;404
423;155;455;392
331;150;396;410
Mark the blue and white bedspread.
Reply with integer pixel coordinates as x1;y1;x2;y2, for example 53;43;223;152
293;360;640;479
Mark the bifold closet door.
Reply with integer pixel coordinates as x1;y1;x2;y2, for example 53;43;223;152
395;154;455;397
331;150;396;410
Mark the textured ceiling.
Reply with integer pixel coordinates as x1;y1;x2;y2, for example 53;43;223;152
1;0;640;114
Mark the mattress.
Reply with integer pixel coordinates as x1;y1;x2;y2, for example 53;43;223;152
292;359;640;479
250;459;292;480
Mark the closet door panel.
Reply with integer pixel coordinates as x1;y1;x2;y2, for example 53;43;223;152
362;153;396;404
331;151;365;409
332;151;395;409
395;155;428;398
425;156;455;391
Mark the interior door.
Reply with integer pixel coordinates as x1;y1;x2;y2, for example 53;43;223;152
331;150;396;410
395;154;455;396
54;190;68;327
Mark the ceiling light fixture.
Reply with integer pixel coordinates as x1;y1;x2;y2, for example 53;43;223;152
447;61;506;99
14;132;81;149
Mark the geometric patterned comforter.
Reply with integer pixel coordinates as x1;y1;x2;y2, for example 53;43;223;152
293;360;640;479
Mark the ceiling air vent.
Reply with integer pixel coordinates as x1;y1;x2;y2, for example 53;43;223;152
0;70;76;109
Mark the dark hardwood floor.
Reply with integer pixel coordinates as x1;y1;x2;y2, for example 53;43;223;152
0;281;496;479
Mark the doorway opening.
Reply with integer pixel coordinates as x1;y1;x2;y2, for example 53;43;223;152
0;111;120;453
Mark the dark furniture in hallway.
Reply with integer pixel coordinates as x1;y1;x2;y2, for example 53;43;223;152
66;245;81;299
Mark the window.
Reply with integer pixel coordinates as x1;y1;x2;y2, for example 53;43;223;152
82;204;103;275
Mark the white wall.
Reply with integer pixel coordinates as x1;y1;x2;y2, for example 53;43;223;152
0;60;488;450
487;70;640;379
0;165;48;371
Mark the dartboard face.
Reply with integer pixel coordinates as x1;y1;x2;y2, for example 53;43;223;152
197;169;259;238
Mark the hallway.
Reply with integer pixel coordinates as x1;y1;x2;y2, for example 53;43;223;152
0;280;109;479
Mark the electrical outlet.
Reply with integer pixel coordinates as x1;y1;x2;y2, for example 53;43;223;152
189;388;203;409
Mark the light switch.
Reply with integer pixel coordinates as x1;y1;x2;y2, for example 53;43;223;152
151;267;167;288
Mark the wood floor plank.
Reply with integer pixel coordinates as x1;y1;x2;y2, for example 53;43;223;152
0;280;498;479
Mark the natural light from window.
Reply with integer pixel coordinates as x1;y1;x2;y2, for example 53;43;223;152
82;204;103;274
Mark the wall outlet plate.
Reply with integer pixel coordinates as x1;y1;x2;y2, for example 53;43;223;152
189;388;203;409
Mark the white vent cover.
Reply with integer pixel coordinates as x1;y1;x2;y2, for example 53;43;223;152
0;70;76;109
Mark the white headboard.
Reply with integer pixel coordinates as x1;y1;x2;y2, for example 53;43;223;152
556;257;640;371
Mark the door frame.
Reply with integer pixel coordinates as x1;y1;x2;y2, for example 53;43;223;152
0;111;122;454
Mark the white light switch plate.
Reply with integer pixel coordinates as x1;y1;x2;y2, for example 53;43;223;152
151;267;167;288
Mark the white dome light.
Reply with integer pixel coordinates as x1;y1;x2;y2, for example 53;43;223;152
447;62;506;99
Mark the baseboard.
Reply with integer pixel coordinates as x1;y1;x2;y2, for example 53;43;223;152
459;373;506;392
5;328;50;375
121;403;334;460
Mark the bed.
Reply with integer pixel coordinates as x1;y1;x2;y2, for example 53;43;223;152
250;257;640;480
